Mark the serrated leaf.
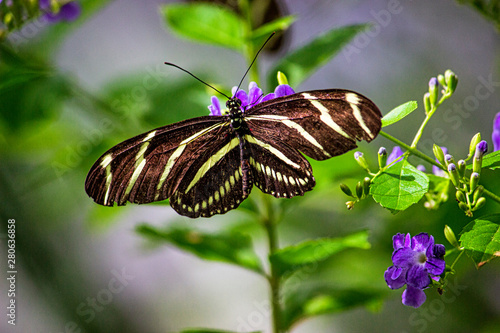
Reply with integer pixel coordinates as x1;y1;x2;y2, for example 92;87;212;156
466;150;500;170
136;224;264;274
381;101;418;127
282;285;386;330
267;24;369;87
250;15;296;43
371;160;429;211
269;231;370;277
459;214;500;268
161;3;245;50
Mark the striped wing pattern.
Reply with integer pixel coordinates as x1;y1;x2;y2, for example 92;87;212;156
85;89;382;218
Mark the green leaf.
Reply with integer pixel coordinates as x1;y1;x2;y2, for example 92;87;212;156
136;224;264;274
466;150;500;170
381;101;418;127
267;24;369;87
459;214;500;268
370;160;429;211
250;15;296;44
161;3;245;50
282;285;386;330
269;231;370;277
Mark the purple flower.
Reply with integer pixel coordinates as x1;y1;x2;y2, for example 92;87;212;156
40;0;81;23
208;82;294;116
493;112;500;151
386;146;403;165
384;232;445;308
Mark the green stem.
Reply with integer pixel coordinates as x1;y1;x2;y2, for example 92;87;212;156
483;187;500;205
379;130;445;170
263;210;283;333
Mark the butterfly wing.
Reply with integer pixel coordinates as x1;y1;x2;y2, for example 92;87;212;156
245;89;382;160
85;116;233;210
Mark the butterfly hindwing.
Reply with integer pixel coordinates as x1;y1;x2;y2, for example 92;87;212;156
245;89;382;161
169;138;250;218
244;133;315;198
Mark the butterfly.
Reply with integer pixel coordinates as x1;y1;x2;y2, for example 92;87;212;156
85;81;382;218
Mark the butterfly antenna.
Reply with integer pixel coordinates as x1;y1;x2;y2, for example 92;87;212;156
164;62;231;100
234;32;276;97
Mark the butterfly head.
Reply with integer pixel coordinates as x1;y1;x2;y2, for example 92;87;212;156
227;98;243;113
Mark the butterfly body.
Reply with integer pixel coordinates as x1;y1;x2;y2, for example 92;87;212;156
85;89;382;218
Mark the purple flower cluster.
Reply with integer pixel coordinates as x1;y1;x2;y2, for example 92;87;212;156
208;82;294;116
40;0;81;23
385;233;445;308
492;112;500;151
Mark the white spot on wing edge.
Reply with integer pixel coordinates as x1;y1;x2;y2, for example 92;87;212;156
346;92;374;139
143;130;157;142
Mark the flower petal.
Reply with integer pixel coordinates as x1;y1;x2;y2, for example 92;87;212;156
392;248;416;268
247;82;263;106
59;2;81;21
392;233;407;251
387;146;403;164
384;266;407;290
411;233;432;252
260;93;276;103
432;243;446;258
406;264;431;289
208;96;221;116
425;256;446;276
402;285;427;308
274;84;294;97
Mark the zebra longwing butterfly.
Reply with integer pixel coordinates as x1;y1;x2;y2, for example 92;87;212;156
85;84;382;218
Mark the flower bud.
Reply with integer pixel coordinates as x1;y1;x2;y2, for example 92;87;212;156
472;140;488;173
423;92;431;114
444;225;460;249
468;133;481;160
346;201;355;210
444;154;455;167
472;197;486;211
340;183;354;197
428;77;439;106
433;144;446;166
444;69;458;94
455;190;466;203
437;74;446;87
355;181;363;199
469;172;480;193
363;177;371;196
378;147;387;168
472;185;484;205
354;151;370;171
447;163;460;187
458;201;469;212
277;71;289;85
457;159;466;177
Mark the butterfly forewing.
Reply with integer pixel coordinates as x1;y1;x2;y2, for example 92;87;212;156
245;89;382;160
85;116;229;207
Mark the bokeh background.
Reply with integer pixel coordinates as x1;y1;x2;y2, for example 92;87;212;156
1;0;500;332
